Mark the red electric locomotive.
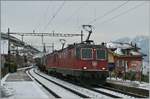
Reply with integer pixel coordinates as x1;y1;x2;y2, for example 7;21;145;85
45;25;108;84
45;42;108;84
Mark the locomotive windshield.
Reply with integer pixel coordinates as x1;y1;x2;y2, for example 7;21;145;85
96;49;106;60
81;48;92;59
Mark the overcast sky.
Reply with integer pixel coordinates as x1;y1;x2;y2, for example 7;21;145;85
1;1;149;51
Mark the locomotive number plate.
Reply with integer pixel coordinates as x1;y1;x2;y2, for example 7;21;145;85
92;61;97;67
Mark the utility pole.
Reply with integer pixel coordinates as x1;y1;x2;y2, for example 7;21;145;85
43;43;46;66
8;28;10;60
81;30;83;43
41;34;44;45
124;63;126;81
41;34;44;65
7;28;10;72
21;34;24;42
52;43;54;52
8;28;10;54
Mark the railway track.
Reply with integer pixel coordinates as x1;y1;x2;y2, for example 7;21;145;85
35;69;149;98
83;86;121;98
65;76;147;98
30;68;149;98
27;70;61;98
33;69;124;98
105;82;149;97
27;69;89;98
97;84;148;98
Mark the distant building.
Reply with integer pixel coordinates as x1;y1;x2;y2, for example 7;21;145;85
106;42;146;80
1;40;8;68
1;33;40;68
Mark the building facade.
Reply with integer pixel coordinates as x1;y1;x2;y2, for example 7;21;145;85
107;42;145;80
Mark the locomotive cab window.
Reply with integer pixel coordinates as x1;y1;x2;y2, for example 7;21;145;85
96;49;106;60
76;48;81;58
81;48;92;59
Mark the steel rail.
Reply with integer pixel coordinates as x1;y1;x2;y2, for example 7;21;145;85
33;70;90;98
27;70;61;98
34;70;121;98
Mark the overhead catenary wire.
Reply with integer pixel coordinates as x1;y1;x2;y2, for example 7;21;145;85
42;1;66;32
73;1;129;34
88;0;129;24
34;2;51;33
96;2;146;26
64;3;87;25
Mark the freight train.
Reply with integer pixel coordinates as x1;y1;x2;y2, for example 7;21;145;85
37;25;109;84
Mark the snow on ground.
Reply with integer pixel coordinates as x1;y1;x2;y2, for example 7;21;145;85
95;88;135;99
29;69;82;99
107;77;150;90
2;82;50;99
1;71;50;99
17;66;33;71
35;69;115;99
1;74;14;97
1;74;10;86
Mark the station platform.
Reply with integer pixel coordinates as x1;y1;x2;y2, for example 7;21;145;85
106;77;149;90
1;67;50;99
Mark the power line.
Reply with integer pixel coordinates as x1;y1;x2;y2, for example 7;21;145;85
73;1;129;34
34;2;51;32
97;2;146;26
42;1;66;32
88;0;129;24
64;3;87;25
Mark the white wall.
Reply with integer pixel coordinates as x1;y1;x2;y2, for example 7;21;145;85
1;40;8;55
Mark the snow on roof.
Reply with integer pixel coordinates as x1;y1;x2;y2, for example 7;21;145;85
114;48;124;55
106;42;133;49
33;53;44;58
130;51;141;56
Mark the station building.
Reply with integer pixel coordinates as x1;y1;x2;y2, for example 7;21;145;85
106;42;146;80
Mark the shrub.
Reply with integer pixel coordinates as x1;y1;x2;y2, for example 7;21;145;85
4;62;17;73
141;75;149;82
9;62;17;73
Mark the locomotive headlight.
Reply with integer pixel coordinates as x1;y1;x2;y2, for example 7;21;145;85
93;48;96;51
83;66;87;70
102;67;106;70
